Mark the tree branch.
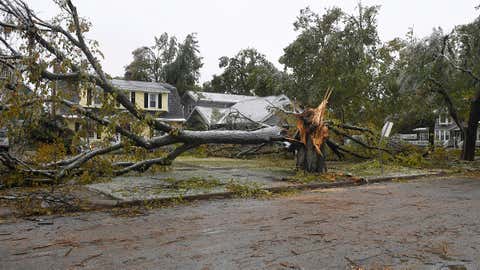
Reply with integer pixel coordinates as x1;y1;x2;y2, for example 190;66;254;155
427;76;465;132
329;126;392;155
113;143;198;176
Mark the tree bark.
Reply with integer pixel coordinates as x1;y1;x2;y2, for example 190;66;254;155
296;136;327;173
462;97;480;161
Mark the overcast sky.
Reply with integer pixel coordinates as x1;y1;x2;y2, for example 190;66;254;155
29;0;478;83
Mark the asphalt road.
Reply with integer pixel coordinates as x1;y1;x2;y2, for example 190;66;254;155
1;176;479;270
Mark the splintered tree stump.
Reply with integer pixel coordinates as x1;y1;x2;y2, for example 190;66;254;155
294;89;332;173
296;136;327;173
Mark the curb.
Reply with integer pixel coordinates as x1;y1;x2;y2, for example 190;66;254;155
87;172;446;209
257;172;446;194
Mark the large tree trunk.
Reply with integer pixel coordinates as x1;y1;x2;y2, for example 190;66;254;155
462;98;480;161
296;136;327;173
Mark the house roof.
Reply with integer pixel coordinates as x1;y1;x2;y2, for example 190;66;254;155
190;106;228;126
185;91;254;104
110;79;170;93
217;95;291;125
413;127;429;132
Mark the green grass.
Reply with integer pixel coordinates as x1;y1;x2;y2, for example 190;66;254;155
225;180;272;198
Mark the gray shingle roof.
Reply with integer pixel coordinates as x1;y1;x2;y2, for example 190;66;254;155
185;91;254;103
111;79;170;93
218;95;291;125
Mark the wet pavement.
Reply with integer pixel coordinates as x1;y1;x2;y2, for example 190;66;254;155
87;158;433;202
87;160;296;202
1;176;479;270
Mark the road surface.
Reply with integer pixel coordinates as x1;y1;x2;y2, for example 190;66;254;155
1;176;479;269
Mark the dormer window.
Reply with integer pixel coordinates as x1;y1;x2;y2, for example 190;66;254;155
149;93;157;108
438;114;451;125
130;91;136;104
86;89;93;106
144;93;163;109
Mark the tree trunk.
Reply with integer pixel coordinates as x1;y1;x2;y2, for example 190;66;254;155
461;98;480;161
296;136;327;173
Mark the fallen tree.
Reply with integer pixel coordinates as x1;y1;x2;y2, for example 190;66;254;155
0;0;381;182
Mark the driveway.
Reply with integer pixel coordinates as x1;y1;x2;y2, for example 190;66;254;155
1;176;479;270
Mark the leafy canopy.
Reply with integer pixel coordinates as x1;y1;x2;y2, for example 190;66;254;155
204;48;287;97
280;4;381;123
124;33;203;94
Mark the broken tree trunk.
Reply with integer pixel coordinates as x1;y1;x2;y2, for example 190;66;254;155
296;136;327;173
294;89;331;173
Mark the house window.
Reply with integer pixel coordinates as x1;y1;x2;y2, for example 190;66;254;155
86;89;92;106
130;91;136;104
143;93;160;109
94;95;102;106
158;94;163;109
149;93;157;108
439;114;451;125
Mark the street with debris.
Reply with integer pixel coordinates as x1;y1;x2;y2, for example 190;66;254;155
1;176;479;270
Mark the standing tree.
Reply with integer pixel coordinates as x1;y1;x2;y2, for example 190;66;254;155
124;33;202;95
124;47;154;81
124;33;177;82
280;4;381;123
399;20;480;161
164;33;203;94
206;48;285;96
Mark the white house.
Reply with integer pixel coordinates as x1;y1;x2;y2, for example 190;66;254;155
434;111;480;148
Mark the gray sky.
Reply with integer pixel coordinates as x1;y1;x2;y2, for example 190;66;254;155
29;0;478;83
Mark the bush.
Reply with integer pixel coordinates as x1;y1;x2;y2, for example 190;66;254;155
430;147;449;163
394;152;428;168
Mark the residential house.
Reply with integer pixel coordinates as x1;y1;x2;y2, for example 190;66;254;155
183;91;292;130
182;91;254;118
216;95;291;129
184;106;228;130
434;111;480;148
397;127;430;147
64;79;184;142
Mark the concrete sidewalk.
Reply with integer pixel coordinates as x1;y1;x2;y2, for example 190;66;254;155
86;158;443;206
